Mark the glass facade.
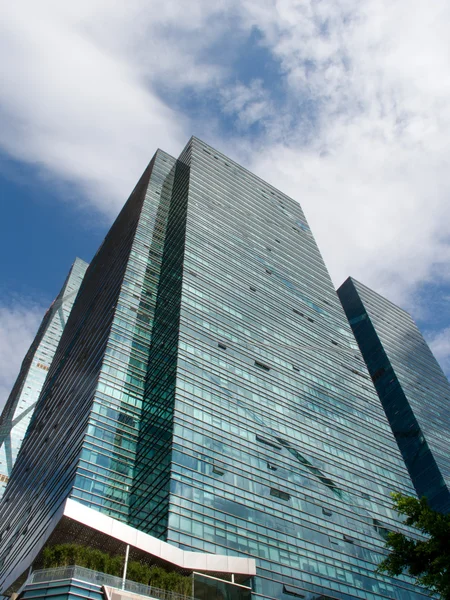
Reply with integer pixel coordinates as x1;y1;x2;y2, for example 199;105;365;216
0;138;433;600
70;150;178;522
193;573;252;600
0;257;88;499
0;151;178;588
338;277;450;513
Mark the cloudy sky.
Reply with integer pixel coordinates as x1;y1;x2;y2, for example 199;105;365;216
1;0;450;408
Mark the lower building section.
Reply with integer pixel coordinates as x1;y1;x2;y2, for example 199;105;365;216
19;569;105;600
17;567;252;600
2;498;255;598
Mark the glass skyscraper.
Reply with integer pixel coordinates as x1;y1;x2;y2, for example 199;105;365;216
0;139;433;600
338;277;450;513
0;257;88;499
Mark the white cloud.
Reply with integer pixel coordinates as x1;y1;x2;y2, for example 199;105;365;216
426;327;450;380
229;0;450;311
1;0;450;318
0;0;231;216
0;299;45;412
220;79;274;129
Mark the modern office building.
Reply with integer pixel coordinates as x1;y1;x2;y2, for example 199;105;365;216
0;257;88;499
0;138;432;600
338;277;450;514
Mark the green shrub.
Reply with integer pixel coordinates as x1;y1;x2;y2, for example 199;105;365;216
126;561;152;584
42;544;191;594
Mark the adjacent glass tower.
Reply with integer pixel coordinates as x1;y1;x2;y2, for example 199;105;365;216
0;139;433;600
338;277;450;513
0;257;88;498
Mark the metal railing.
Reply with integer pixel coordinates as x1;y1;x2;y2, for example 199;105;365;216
29;566;196;600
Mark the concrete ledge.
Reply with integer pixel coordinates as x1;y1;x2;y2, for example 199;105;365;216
63;499;256;576
1;498;255;595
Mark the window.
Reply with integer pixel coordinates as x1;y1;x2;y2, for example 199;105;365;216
292;366;299;372
270;488;291;501
266;269;272;275
373;518;391;540
267;462;277;471
218;343;227;351
307;317;314;323
212;466;225;476
342;364;370;380
283;586;305;598
293;308;303;316
343;535;355;544
329;536;339;545
361;492;371;500
249;286;257;292
331;340;338;346
254;360;270;372
322;508;332;516
372;367;386;382
256;435;281;450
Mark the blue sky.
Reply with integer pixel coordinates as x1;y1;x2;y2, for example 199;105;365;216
1;0;450;408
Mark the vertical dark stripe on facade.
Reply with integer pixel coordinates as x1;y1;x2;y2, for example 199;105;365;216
130;152;191;538
338;278;450;513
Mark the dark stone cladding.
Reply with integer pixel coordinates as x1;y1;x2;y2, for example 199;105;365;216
0;158;156;587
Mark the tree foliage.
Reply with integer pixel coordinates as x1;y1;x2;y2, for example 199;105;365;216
42;544;192;596
377;493;450;599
